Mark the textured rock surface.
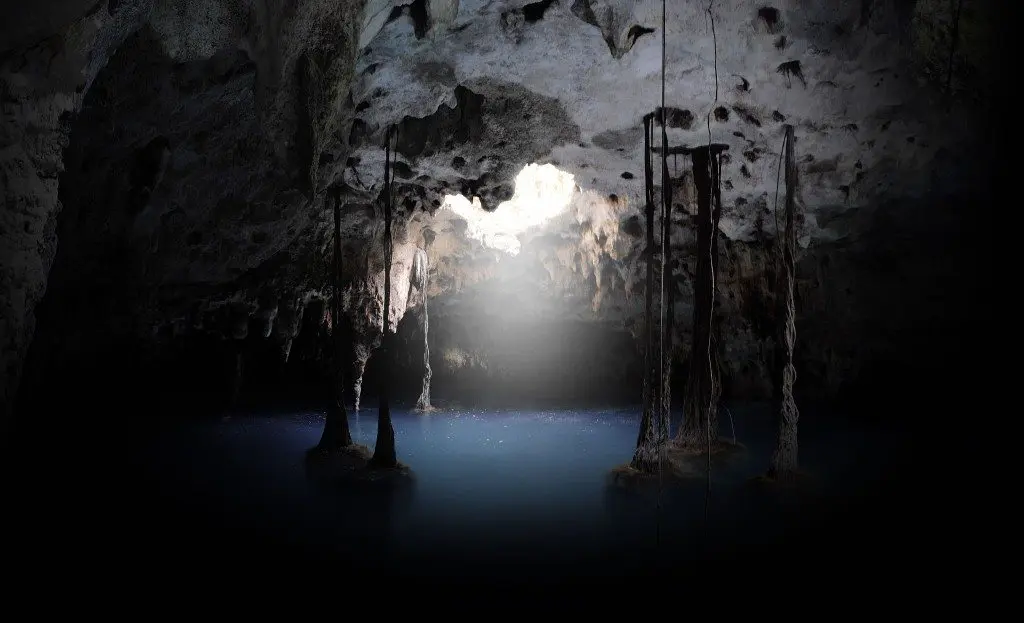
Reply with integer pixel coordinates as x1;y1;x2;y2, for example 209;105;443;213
337;0;994;405
6;0;370;414
3;0;999;418
1;0;155;426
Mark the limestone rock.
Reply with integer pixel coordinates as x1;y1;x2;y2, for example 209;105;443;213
3;0;998;415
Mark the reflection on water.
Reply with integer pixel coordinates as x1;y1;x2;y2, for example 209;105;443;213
116;405;907;576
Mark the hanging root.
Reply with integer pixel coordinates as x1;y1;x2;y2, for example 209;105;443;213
370;125;399;469
630;113;660;475
703;0;719;532
656;0;668;548
772;130;789;274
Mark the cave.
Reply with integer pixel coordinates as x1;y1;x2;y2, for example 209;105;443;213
0;0;1006;592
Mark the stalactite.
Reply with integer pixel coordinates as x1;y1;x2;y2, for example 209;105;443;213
768;124;800;479
352;344;369;412
414;248;433;412
370;127;398;469
276;296;303;364
316;189;354;451
675;145;726;450
632;113;662;472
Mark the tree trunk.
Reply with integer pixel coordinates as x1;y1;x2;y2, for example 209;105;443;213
632;114;661;472
317;191;354;451
371;130;398;469
676;147;723;449
415;249;432;411
768;124;800;479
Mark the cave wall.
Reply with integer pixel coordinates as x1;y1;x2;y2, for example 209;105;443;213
5;0;370;418
2;0;1003;422
718;189;988;406
1;0;155;430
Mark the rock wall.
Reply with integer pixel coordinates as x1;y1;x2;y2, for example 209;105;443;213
5;0;370;420
1;0;155;428
3;0;1001;419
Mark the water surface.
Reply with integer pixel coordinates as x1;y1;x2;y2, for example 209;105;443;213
113;404;910;579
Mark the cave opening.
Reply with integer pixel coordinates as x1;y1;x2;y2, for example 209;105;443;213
352;161;644;410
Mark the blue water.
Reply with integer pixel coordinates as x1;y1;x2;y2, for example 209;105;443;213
121;404;910;578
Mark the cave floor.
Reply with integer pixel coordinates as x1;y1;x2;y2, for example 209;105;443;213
7;402;931;586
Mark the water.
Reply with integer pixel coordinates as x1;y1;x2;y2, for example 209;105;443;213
4;401;925;588
47;403;909;581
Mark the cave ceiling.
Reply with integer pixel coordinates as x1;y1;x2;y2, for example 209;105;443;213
0;0;997;411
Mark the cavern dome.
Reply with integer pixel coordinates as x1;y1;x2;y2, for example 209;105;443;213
0;0;1003;590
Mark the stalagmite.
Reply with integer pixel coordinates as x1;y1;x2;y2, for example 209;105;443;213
768;124;800;480
632;113;662;472
370;128;398;469
675;144;728;451
316;190;354;452
413;248;433;412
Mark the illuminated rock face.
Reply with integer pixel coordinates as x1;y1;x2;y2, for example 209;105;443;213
3;0;996;413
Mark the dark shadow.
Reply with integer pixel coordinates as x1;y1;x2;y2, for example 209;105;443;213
523;0;557;23
409;0;430;38
602;471;710;569
303;449;416;568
